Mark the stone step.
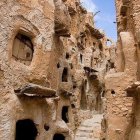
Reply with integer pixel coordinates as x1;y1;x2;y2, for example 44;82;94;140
75;132;93;137
76;132;93;137
74;136;93;140
77;128;93;133
80;124;93;127
74;114;103;140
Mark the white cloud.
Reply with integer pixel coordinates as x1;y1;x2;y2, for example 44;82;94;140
80;0;98;13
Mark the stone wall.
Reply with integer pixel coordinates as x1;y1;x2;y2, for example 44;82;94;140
104;0;140;140
0;0;115;140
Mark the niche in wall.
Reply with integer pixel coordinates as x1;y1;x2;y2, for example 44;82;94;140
12;32;34;65
44;124;50;131
62;106;69;123
15;119;38;140
57;62;61;68
111;89;115;95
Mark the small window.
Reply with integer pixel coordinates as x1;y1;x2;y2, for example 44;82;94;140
65;52;70;59
99;42;103;51
12;33;34;65
80;54;83;63
106;40;112;46
93;42;96;47
111;90;115;95
57;63;60;68
62;67;68;82
111;62;115;69
71;104;75;108
62;106;69;123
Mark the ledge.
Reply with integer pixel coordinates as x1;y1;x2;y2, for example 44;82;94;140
125;82;140;97
86;23;104;39
54;0;71;37
59;88;73;98
84;66;98;79
83;66;98;73
120;5;128;16
79;5;87;14
55;21;71;37
122;0;129;5
68;5;77;15
14;83;57;98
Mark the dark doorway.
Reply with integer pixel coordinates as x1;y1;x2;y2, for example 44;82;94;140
80;85;87;110
62;106;69;123
53;134;65;140
15;119;38;140
62;67;68;82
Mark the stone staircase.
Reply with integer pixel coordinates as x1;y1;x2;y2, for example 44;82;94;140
74;114;103;140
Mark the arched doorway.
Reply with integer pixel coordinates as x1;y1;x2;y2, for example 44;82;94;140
53;134;65;140
62;67;68;82
15;119;38;140
62;106;69;123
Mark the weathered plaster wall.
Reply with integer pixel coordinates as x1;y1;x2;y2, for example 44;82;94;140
0;0;116;140
0;0;56;140
105;0;140;140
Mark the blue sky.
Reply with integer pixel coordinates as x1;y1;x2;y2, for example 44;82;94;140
81;0;117;41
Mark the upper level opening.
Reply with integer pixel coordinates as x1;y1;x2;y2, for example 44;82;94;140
65;52;70;59
99;41;103;51
80;54;83;63
62;67;68;82
12;32;34;66
106;39;112;47
62;106;69;123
